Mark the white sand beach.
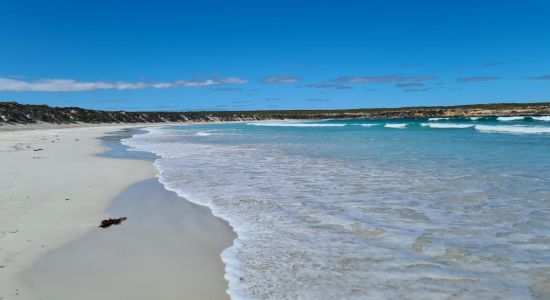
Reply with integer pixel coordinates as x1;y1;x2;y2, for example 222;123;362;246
0;124;234;299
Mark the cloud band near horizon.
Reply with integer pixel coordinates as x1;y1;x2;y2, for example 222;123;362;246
331;75;436;84
261;75;302;84
456;76;501;83
0;77;248;92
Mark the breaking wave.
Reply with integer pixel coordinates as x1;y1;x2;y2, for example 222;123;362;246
384;123;408;129
497;116;525;121
247;122;346;127
421;123;474;129
475;125;550;134
532;116;550;121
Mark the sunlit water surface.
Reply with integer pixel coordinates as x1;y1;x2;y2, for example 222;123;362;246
123;117;550;299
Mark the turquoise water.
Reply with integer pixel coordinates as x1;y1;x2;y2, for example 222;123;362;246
123;117;550;300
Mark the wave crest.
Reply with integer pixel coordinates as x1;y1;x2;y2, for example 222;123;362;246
475;125;550;134
497;116;525;121
532;116;550;121
194;131;213;136
385;123;408;129
421;123;474;129
247;122;346;127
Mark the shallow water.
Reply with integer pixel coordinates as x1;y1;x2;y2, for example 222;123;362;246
98;128;158;160
123;117;550;299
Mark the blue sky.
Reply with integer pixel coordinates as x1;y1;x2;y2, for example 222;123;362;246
1;0;549;111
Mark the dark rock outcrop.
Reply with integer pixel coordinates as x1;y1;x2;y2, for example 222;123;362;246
1;101;550;125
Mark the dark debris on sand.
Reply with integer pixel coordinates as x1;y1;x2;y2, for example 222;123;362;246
99;217;127;228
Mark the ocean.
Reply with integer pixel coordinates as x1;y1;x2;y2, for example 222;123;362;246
122;116;550;300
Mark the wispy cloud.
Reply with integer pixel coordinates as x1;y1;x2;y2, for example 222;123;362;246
483;62;502;67
331;75;435;84
0;76;247;92
456;76;500;83
403;88;431;92
303;83;351;90
261;75;302;84
527;74;550;80
396;82;424;88
306;98;331;102
209;87;244;91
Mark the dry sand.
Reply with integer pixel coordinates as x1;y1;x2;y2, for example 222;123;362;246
0;124;235;299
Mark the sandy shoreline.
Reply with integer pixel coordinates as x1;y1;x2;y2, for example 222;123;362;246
23;178;235;299
0;124;235;299
0;122;186;133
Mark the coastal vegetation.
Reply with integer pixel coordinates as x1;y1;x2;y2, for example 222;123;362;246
1;101;550;124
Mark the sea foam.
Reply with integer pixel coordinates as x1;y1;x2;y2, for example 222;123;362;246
497;116;525;121
194;131;213;136
384;123;408;128
421;123;474;129
475;125;550;134
122;123;550;300
247;122;346;127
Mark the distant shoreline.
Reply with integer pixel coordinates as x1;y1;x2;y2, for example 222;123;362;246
1;101;550;127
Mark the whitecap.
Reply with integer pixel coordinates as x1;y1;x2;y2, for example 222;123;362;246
497;116;525;121
194;131;213;136
247;122;346;127
385;123;408;129
532;116;550;121
421;123;474;129
469;117;481;120
475;125;550;134
428;118;449;121
360;124;381;127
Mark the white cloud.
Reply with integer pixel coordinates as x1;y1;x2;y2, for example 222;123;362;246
456;76;500;83
261;75;302;84
221;77;248;84
0;77;248;92
331;75;435;84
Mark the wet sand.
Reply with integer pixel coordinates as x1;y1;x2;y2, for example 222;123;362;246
0;125;236;300
23;178;236;299
0;126;155;299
